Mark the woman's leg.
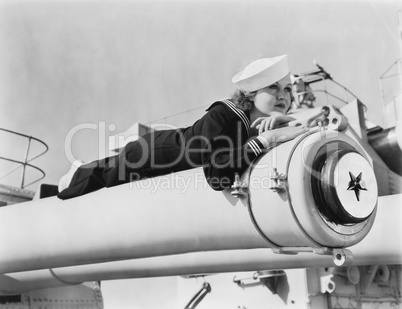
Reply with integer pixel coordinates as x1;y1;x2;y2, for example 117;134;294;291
57;156;117;200
57;140;147;200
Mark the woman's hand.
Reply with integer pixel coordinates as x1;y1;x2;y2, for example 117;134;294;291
251;113;295;134
258;126;308;147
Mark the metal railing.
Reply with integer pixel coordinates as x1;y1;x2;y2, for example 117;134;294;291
0;128;48;189
294;75;363;110
379;58;402;127
379;58;402;103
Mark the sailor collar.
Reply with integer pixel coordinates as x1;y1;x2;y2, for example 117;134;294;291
220;99;251;136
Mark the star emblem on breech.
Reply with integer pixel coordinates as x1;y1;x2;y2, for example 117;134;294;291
347;172;367;201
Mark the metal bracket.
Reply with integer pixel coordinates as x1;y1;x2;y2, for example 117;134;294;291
268;168;287;192
289;106;330;128
289;105;348;132
233;270;286;294
331;248;354;266
271;247;353;266
318;268;336;293
231;173;249;199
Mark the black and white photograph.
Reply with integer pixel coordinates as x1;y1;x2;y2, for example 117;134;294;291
0;0;401;308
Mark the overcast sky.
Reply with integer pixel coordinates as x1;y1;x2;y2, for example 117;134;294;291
1;0;400;189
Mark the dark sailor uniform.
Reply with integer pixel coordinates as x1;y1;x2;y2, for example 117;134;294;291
58;100;266;199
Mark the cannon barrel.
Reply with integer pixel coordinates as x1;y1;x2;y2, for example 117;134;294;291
1;192;399;296
0;130;378;275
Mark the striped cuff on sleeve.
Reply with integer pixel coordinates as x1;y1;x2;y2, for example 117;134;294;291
246;137;266;157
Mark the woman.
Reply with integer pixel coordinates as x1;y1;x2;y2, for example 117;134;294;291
57;55;307;200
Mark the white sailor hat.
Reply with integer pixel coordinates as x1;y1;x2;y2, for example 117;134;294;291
232;55;289;92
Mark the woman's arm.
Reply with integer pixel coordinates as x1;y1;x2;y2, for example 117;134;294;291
251;113;296;134
199;103;307;191
200;106;306;190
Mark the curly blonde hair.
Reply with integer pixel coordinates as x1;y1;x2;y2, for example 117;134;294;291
231;89;295;112
231;90;256;112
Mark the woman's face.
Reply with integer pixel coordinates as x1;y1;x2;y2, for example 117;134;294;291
252;74;292;115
